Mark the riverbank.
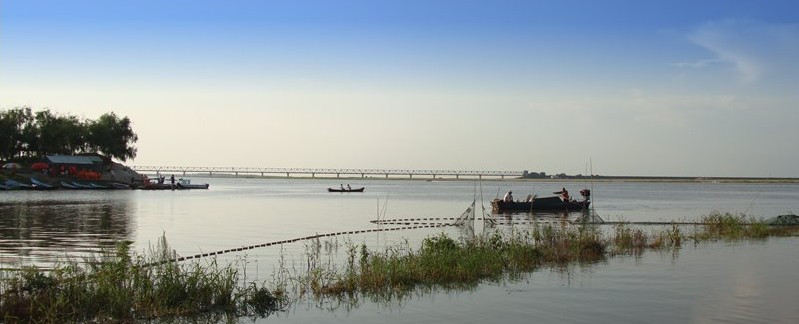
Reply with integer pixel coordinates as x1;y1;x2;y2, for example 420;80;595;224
1;159;145;189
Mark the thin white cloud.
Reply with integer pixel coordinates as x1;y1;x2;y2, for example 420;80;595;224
670;58;723;68
619;88;747;127
685;19;799;83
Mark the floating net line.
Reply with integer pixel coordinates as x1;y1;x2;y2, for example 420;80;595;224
148;203;479;265
155;200;770;265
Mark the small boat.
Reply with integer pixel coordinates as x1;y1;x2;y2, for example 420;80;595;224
89;182;109;189
60;181;81;189
176;178;209;189
110;182;132;189
766;214;799;225
29;177;56;190
491;189;591;213
70;181;96;189
327;187;365;192
141;183;174;190
3;179;32;190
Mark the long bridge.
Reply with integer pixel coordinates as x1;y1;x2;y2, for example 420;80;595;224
129;166;526;179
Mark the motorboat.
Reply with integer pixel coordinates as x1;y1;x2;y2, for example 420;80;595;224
177;178;209;189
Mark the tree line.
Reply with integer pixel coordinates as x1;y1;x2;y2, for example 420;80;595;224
0;107;138;162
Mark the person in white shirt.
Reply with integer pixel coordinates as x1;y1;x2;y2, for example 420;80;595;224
503;191;514;202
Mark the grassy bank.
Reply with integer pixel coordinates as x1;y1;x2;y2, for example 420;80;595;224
0;237;285;322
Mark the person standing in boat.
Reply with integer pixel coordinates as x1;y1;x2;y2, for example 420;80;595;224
170;175;175;186
347;184;351;190
503;191;514;202
556;187;570;201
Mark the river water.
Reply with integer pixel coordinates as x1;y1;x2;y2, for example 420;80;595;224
1;178;798;323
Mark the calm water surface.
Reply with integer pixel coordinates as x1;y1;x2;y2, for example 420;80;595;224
1;178;798;322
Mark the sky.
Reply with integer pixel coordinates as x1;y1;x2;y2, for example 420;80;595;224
1;0;798;177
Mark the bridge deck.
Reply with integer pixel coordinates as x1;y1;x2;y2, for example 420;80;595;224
130;166;525;179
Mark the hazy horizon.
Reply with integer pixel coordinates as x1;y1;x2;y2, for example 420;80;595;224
2;1;798;177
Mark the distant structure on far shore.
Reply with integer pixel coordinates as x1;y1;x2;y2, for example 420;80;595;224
522;170;593;179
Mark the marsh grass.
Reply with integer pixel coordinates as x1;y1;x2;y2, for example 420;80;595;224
611;222;683;254
296;212;797;299
310;224;606;298
0;236;285;322
691;211;793;241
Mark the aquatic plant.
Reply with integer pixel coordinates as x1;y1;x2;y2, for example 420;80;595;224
290;212;797;300
691;211;792;241
648;223;682;249
0;237;285;322
309;226;606;298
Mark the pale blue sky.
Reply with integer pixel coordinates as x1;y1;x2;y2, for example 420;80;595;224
2;1;798;177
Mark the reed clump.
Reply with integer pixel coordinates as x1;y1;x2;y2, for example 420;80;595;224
648;224;683;249
0;237;285;322
308;212;798;299
611;222;683;254
691;211;793;241
316;225;606;297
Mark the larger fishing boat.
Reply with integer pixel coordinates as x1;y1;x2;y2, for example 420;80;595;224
491;189;591;213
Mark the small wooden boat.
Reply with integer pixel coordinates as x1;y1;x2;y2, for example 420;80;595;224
29;177;57;190
70;181;98;189
110;182;132;189
89;182;109;189
327;187;365;192
60;181;81;189
177;178;209;189
141;183;175;190
2;179;33;190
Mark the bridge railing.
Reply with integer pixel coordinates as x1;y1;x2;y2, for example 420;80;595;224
129;166;524;178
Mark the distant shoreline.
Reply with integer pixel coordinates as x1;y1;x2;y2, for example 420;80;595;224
144;172;799;184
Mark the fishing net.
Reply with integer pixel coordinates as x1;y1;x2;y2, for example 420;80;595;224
453;200;476;226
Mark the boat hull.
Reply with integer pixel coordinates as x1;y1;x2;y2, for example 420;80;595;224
327;187;365;192
177;183;209;189
491;196;590;213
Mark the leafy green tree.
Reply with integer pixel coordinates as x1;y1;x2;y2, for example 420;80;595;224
0;111;16;160
33;110;88;156
0;107;34;159
1;108;138;162
87;112;138;161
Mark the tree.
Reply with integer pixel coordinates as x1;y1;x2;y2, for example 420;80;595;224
33;110;88;156
0;108;138;162
87;112;138;161
0;107;34;160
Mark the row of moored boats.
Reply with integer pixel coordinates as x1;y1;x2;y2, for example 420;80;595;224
0;177;208;190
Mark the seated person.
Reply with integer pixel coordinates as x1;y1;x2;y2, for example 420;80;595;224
503;191;514;202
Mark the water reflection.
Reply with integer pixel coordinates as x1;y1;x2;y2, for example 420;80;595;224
0;196;133;268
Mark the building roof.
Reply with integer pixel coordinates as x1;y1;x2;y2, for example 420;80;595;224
45;155;103;165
